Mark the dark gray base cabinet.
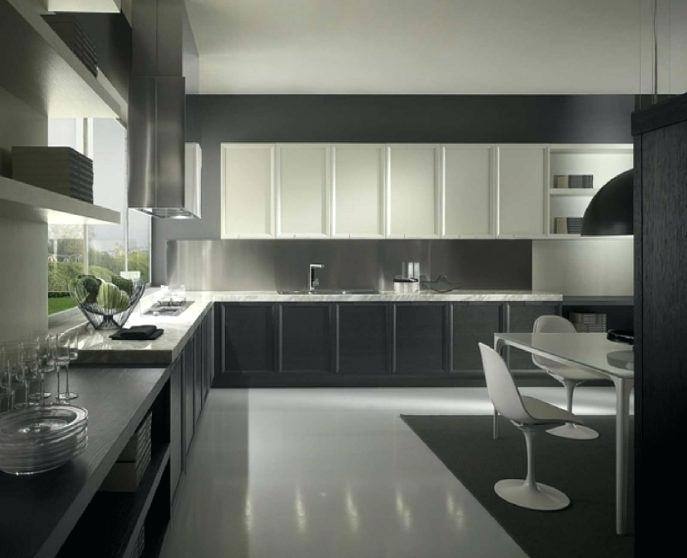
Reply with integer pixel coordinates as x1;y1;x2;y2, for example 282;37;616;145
214;301;560;387
281;304;333;373
452;303;503;373
393;304;447;374
171;309;214;504
337;304;390;375
182;344;194;455
220;303;276;374
169;357;183;497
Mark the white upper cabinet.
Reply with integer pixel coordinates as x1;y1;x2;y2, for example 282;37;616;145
218;142;628;241
185;143;202;219
443;145;493;237
332;144;385;238
221;143;274;238
497;145;546;237
277;144;330;237
387;145;439;238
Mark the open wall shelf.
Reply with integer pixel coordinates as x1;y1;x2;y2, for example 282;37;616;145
546;144;633;237
0;175;120;225
0;0;127;123
549;188;601;197
57;379;172;558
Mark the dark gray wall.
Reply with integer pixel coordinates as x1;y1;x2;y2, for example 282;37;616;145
152;94;635;285
167;239;532;291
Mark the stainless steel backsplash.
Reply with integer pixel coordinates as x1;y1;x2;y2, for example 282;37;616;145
167;239;532;291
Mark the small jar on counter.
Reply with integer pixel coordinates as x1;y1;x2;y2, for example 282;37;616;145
393;276;420;293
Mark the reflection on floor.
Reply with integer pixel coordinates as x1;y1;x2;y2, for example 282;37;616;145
160;387;621;558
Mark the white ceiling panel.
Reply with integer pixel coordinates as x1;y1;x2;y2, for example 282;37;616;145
185;0;686;94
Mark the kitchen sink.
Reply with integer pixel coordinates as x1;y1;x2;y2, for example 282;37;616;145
143;300;194;317
278;288;380;295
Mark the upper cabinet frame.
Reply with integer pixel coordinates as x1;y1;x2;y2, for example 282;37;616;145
496;144;549;239
275;143;331;239
386;144;441;239
331;144;386;239
221;143;275;239
441;144;497;239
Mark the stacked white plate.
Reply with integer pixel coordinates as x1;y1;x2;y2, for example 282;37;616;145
0;405;88;475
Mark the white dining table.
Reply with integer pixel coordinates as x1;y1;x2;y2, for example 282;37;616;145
492;332;634;535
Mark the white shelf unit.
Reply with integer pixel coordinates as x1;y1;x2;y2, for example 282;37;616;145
549;188;602;196
0;176;120;225
0;0;127;123
546;144;633;237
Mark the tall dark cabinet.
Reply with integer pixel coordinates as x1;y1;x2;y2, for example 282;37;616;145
632;93;687;551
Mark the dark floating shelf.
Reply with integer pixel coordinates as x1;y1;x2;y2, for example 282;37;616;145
0;0;126;122
57;443;171;558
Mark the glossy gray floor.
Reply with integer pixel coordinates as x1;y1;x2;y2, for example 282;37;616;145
160;386;621;558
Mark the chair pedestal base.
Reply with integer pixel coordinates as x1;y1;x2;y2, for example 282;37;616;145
494;479;570;511
546;422;599;440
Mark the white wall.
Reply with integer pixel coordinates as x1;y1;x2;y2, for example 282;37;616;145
532;238;633;296
0;88;48;342
0;218;48;342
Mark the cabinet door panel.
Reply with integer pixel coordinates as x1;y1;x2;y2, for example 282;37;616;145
394;304;446;374
222;144;274;237
205;309;215;389
333;145;384;237
498;146;545;236
452;304;502;372
221;304;276;373
444;146;492;236
281;304;332;373
278;145;328;236
193;330;202;423
169;357;183;500
338;304;389;374
183;346;194;454
507;303;561;370
388;146;438;237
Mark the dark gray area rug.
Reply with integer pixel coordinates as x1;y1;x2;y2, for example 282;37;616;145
401;414;633;558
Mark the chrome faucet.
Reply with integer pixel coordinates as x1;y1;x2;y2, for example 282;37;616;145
308;263;325;292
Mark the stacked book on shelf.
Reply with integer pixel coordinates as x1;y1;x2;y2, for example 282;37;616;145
12;146;94;204
570;312;607;333
553;174;594;189
100;412;152;493
43;14;98;77
553;217;583;234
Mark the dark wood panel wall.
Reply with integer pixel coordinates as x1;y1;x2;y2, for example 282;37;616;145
632;93;687;553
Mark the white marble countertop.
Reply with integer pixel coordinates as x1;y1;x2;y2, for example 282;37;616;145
208;289;563;303
73;289;562;365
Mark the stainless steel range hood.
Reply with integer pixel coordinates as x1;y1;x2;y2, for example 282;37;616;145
128;0;199;219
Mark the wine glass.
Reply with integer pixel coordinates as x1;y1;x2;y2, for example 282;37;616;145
7;345;29;409
38;335;57;401
56;333;78;401
0;348;14;413
21;340;43;406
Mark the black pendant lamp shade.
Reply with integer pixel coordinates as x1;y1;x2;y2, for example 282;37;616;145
581;169;634;236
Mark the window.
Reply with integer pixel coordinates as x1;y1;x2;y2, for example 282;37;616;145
47;118;151;314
